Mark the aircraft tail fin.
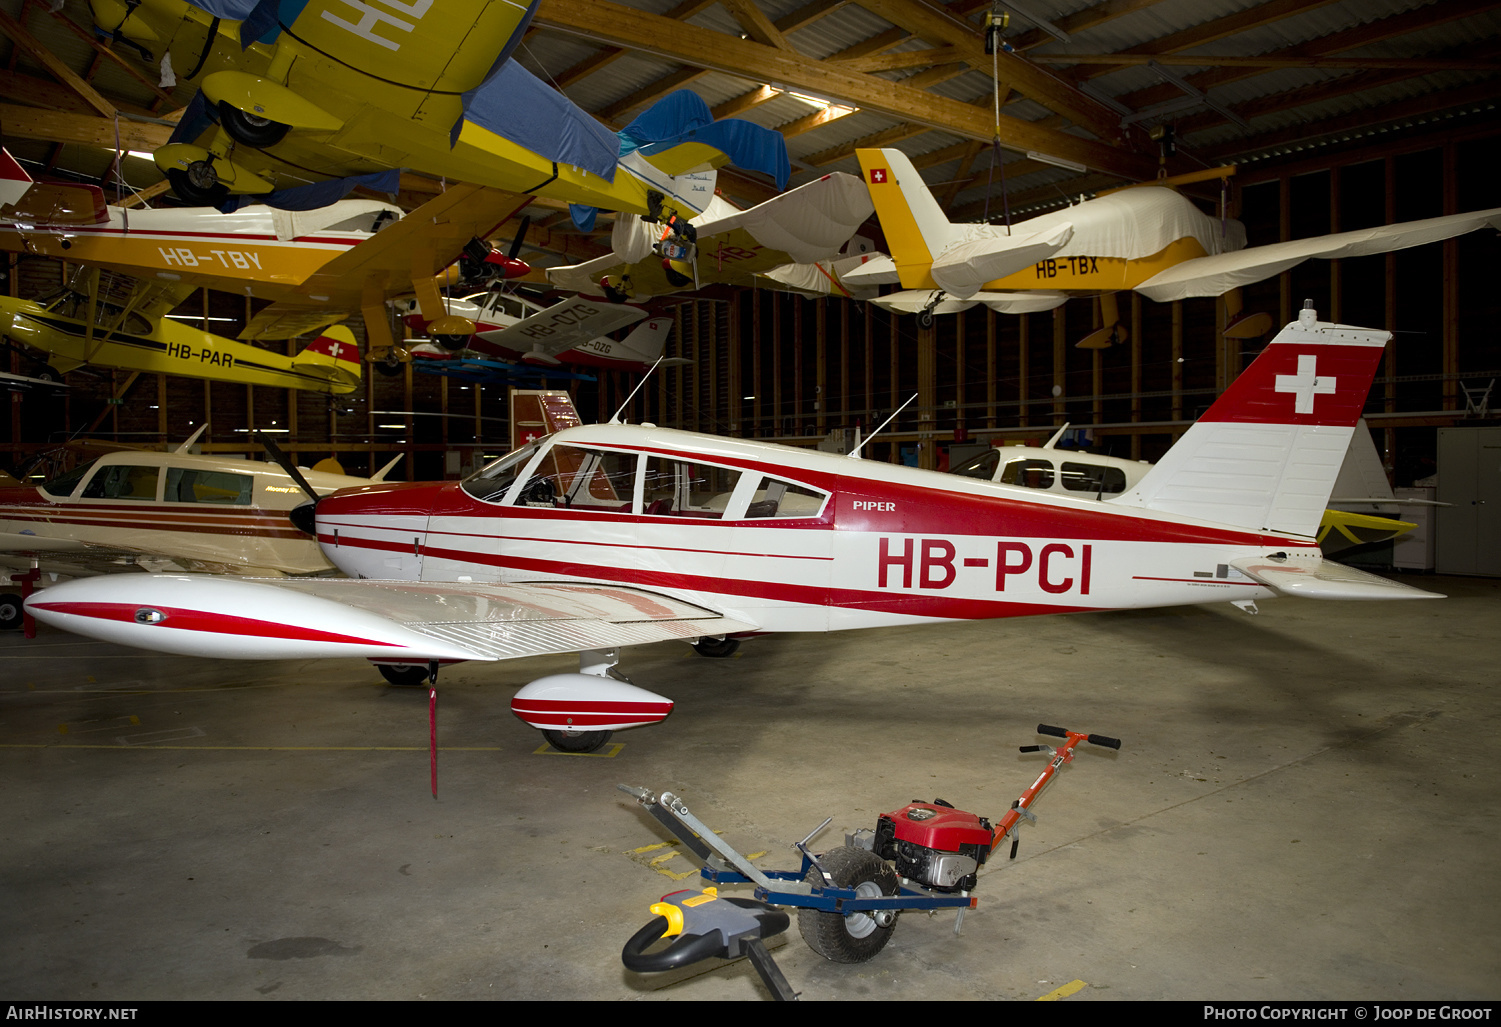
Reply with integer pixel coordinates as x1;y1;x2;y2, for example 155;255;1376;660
611;317;675;365
1113;304;1389;541
1;148;34;209
291;326;362;391
856;148;958;288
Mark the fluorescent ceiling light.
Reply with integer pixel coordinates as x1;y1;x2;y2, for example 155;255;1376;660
1025;151;1087;174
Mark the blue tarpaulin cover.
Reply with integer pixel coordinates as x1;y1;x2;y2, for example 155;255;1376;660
457;61;620;180
216;168;402;213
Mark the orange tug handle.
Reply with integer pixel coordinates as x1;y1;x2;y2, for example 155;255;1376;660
990;725;1120;853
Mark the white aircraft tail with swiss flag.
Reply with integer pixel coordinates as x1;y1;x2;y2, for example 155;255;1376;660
1115;302;1389;542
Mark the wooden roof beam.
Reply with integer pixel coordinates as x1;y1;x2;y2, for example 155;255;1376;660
0;8;116;118
533;0;1153;178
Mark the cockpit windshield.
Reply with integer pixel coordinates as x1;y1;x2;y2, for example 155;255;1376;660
40;460;97;498
459;442;542;503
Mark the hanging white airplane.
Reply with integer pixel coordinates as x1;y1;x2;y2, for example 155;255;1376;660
397;290;676;372
0;431;397;630
25;305;1441;753
856;147;1501;333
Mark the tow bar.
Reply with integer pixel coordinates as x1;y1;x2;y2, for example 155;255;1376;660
620;723;1120;999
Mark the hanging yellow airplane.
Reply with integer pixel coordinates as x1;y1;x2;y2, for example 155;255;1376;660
1;146;540;381
90;0;788;232
855;147;1501;342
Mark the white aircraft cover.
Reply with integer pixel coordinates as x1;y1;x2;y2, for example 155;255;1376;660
547;172;875;295
973;291;1072;314
870;290;981;315
932;222;1074;298
839;252;901;288
940;186;1245;267
758;253;883;300
1135;207;1501;303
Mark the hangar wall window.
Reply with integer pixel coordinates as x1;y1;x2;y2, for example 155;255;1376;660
81;465;160;501
163;468;253;504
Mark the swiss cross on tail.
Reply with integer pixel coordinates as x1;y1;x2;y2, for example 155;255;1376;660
869;168;888;184
1202;305;1386;428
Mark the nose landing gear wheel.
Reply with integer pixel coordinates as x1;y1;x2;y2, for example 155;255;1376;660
542;729;612;754
797;846;901;963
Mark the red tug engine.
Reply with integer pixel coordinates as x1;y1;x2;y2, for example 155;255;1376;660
873;800;995;892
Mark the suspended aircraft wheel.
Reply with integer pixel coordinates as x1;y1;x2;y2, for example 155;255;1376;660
30;365;62;384
433;334;470;352
218;101;290;148
374;356;404;378
797;846;900;963
167;164;229;208
917;311;934;329
377;663;430;687
0;592;23;631
542;729;612;754
692;636;740;658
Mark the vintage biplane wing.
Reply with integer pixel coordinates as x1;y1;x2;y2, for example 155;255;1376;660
545;173;874;302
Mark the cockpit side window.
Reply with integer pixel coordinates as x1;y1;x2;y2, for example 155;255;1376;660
163;467;253;504
516;445;638;512
642;457;740;518
740;476;829;519
1000;458;1055;490
81;464;160;501
1060;461;1127;495
950;448;1001;481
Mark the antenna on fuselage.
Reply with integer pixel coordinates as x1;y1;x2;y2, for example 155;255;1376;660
848;394;917;460
609;354;667;425
173;424;209;454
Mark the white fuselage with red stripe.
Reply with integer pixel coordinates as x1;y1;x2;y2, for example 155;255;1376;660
313;425;1298;634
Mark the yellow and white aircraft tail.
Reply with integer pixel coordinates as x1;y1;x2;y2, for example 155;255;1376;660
856;148;1073;298
289;326;363;390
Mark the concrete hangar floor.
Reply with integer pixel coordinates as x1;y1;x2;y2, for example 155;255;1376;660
2;573;1497;1002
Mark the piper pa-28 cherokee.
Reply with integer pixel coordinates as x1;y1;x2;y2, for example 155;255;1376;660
28;305;1441;753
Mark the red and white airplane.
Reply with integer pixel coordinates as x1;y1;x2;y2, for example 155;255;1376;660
26;305;1441;752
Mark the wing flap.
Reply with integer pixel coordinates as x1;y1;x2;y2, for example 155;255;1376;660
1229;554;1443;601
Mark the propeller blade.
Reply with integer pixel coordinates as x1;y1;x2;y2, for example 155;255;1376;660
257;432;319;504
507;216;531;261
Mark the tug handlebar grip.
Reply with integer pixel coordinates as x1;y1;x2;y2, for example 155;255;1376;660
1035;724;1122;750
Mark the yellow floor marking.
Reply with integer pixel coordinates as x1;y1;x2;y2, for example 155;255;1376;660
1036;980;1087;1001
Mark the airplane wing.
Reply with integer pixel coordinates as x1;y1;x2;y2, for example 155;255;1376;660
1135;207;1501;303
474;298;650;362
240;183;531;340
547;173;874;299
1228;554;1442;601
27;574;760;661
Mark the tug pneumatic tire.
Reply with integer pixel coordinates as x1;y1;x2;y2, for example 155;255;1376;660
797;846;900;963
377;663;430;687
542;729;612;754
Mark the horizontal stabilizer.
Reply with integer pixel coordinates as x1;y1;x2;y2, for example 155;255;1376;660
291;326;362;385
1229;554;1443;600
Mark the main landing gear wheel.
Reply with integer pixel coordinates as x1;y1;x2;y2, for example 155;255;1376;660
797;846;901;963
0;592;23;632
542;729;612;754
217;101;290;148
692;636;740;658
167;164;229;208
433;334;470;352
374;356;404;377
377;663;430;687
917;310;934;329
